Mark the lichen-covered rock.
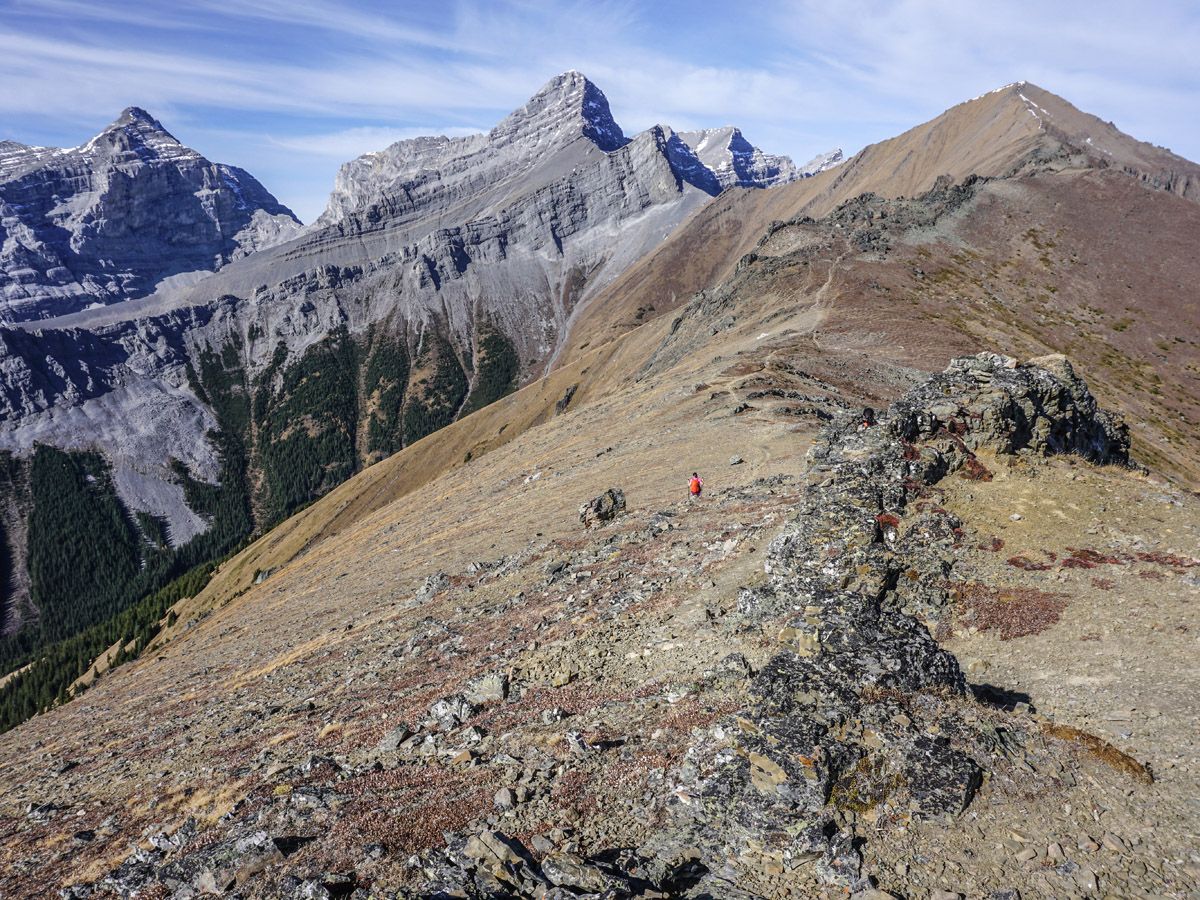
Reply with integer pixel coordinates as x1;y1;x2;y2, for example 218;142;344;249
578;487;626;527
464;672;509;705
429;694;476;730
660;352;1131;888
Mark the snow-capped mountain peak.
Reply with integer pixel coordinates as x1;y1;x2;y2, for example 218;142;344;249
672;125;800;189
0;110;301;320
82;107;196;162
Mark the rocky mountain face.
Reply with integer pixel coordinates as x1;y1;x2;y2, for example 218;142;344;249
665;126;802;192
0;108;302;322
316;71;632;229
797;146;844;175
0;73;801;701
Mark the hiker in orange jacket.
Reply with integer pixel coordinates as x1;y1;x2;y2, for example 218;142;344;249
689;471;704;500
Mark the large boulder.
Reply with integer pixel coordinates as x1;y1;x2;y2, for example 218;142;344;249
578;488;626;527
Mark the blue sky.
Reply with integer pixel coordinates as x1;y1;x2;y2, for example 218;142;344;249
2;0;1197;223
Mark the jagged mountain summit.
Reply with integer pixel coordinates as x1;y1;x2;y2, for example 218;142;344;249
0;108;302;322
315;70;633;229
316;71;794;230
663;125;800;194
797;146;843;175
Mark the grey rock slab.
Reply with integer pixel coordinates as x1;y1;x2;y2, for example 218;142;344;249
540;851;614;893
493;787;515;810
376;724;413;753
465;672;509;705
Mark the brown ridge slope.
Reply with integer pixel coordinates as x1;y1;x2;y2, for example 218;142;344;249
560;81;1200;367
739;169;1200;485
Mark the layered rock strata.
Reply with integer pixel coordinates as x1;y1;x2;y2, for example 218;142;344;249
0;108;301;321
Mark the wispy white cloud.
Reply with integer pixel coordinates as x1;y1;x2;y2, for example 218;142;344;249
7;0;225;31
762;0;1200;141
186;0;462;51
0;30;520;123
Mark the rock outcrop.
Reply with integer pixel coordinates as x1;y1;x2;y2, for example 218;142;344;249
0;108;301;321
579;488;626;527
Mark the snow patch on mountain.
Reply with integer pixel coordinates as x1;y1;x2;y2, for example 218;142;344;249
672;126;800;189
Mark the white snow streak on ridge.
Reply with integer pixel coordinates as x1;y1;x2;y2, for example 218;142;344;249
967;80;1028;103
1017;92;1052;128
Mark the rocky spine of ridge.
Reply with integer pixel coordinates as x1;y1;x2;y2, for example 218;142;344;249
657;352;1132;891
59;353;1139;899
0;108;302;321
407;354;1134;897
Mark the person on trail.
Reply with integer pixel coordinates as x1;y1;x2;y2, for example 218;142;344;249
689;471;704;500
857;407;876;431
